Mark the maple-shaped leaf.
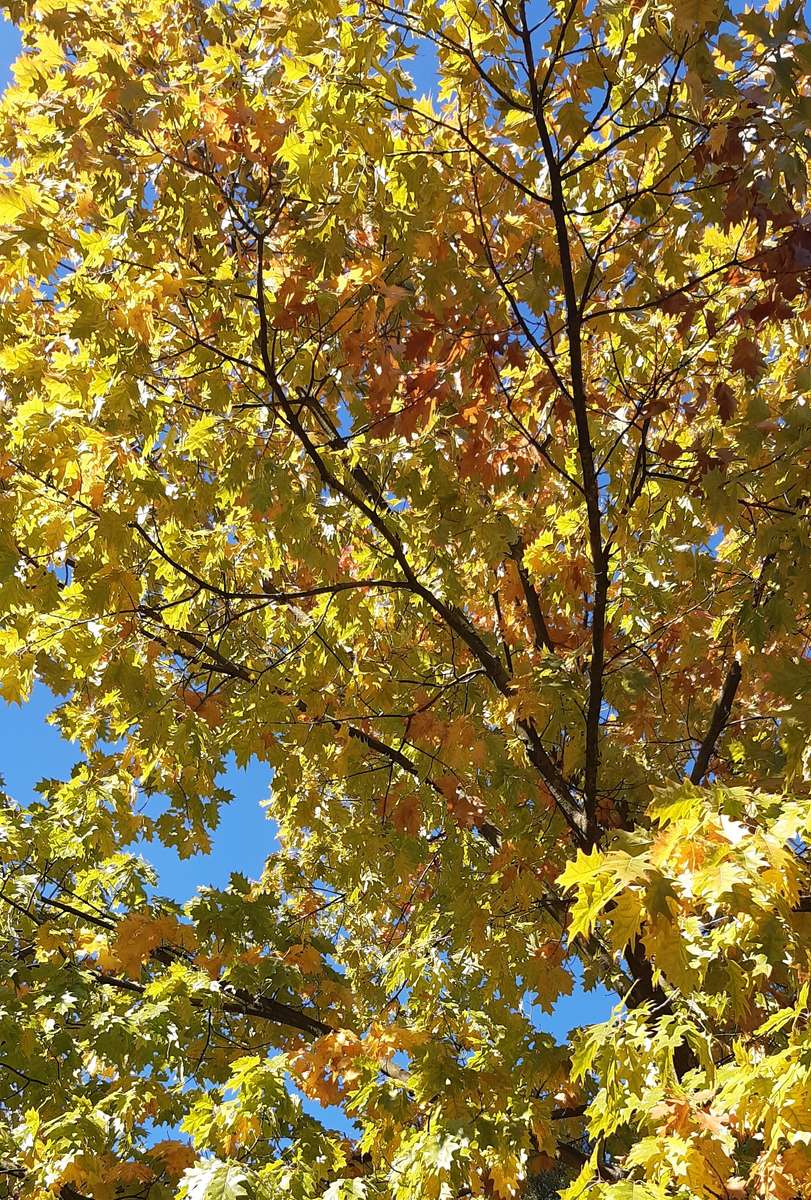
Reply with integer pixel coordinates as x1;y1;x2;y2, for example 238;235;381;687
731;336;765;378
714;381;737;423
180;1160;249;1200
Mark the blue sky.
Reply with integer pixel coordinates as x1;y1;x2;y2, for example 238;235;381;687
0;10;614;1057
0;16;19;85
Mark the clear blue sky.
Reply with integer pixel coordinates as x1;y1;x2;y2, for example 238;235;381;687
0;15;19;85
0;12;613;1051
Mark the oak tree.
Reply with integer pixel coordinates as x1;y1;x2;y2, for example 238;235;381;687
0;0;811;1198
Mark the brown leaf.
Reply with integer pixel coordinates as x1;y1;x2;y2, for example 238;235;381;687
659;292;691;315
731;337;764;379
391;791;421;836
658;439;684;462
714;381;737;423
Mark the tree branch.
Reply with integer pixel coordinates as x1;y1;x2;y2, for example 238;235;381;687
509;539;555;652
690;557;774;785
689;658;742;785
518;0;605;843
252;231;591;844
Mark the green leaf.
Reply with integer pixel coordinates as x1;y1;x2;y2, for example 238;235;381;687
181;1160;250;1200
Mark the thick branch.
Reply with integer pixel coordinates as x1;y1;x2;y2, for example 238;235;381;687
518;1;606;842
509;539;555;652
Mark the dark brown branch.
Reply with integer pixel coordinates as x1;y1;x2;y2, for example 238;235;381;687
38;894;116;930
689;557;774;785
0;1060;47;1086
336;719;503;851
132;524;408;604
492;589;514;673
509;539;555;652
518;0;605;843
689;658;742;785
93;964;333;1038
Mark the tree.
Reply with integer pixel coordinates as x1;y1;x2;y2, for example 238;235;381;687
0;0;810;1196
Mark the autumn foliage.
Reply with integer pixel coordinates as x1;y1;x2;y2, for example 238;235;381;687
1;0;811;1198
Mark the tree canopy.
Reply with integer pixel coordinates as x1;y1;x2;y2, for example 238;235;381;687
0;0;811;1197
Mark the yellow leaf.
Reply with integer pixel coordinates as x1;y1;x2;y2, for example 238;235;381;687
608;890;644;953
110;913;195;979
282;943;322;974
147;1140;196;1180
184;415;219;454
